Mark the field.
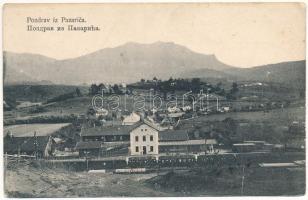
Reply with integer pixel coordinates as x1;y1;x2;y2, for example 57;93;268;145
187;106;304;123
4;157;305;197
4;85;88;102
3;123;71;137
4;159;169;197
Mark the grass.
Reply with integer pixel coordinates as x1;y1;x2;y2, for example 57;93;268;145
3;123;71;137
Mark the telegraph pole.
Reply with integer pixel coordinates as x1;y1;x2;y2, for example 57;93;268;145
241;165;245;195
34;131;38;160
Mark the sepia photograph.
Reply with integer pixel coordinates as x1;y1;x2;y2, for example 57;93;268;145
2;2;306;197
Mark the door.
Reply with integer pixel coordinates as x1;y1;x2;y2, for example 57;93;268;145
143;146;147;155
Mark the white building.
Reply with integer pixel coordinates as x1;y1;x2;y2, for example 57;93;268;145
122;112;141;125
95;108;108;118
129;121;159;156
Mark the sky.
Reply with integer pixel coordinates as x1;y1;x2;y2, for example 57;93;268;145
3;3;306;68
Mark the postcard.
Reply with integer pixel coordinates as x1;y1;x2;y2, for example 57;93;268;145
2;3;306;197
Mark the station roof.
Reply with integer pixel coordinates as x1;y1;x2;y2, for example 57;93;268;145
259;163;298;168
159;139;217;146
159;129;189;141
81;126;133;137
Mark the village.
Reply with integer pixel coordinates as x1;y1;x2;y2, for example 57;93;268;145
3;80;305;176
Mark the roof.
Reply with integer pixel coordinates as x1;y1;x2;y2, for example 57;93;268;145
259;163;298;168
159;129;189;141
233;143;256;146
206;139;218;145
244;141;266;144
81;125;133;137
127;119;162;131
168;112;185;118
159;139;206;146
4;136;51;153
75;141;102;150
122;112;140;123
81;120;161;137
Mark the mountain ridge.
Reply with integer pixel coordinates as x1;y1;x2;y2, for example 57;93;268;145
3;42;305;86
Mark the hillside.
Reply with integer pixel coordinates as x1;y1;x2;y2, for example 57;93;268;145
182;60;305;89
226;60;305;88
4;42;234;85
3;85;88;103
4;42;305;87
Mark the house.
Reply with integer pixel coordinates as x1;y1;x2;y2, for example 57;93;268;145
79;119;219;157
77;123;142;157
122;112;141;125
4;135;55;158
80;125;132;142
129;121;218;155
95;108;109;118
130;121;160;156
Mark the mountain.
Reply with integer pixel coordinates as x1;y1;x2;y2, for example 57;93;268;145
3;42;234;85
181;60;305;89
226;60;305;84
3;42;305;87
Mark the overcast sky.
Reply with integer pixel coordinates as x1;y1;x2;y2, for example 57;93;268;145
3;3;306;68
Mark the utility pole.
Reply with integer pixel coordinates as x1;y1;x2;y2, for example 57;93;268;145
206;89;209;112
34;131;38;160
241;165;245;195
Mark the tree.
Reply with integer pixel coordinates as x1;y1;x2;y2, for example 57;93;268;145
89;84;100;95
113;84;121;94
76;88;82;97
191;78;201;93
231;82;239;93
227;82;239;100
87;107;96;116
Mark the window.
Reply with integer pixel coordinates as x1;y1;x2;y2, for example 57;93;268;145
135;136;138;142
150;135;153;141
135;146;139;152
143;135;146;142
145;129;147;131
141;129;143;131
150;146;154;152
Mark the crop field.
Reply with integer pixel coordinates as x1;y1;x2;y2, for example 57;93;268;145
3;123;71;137
181;105;305;124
